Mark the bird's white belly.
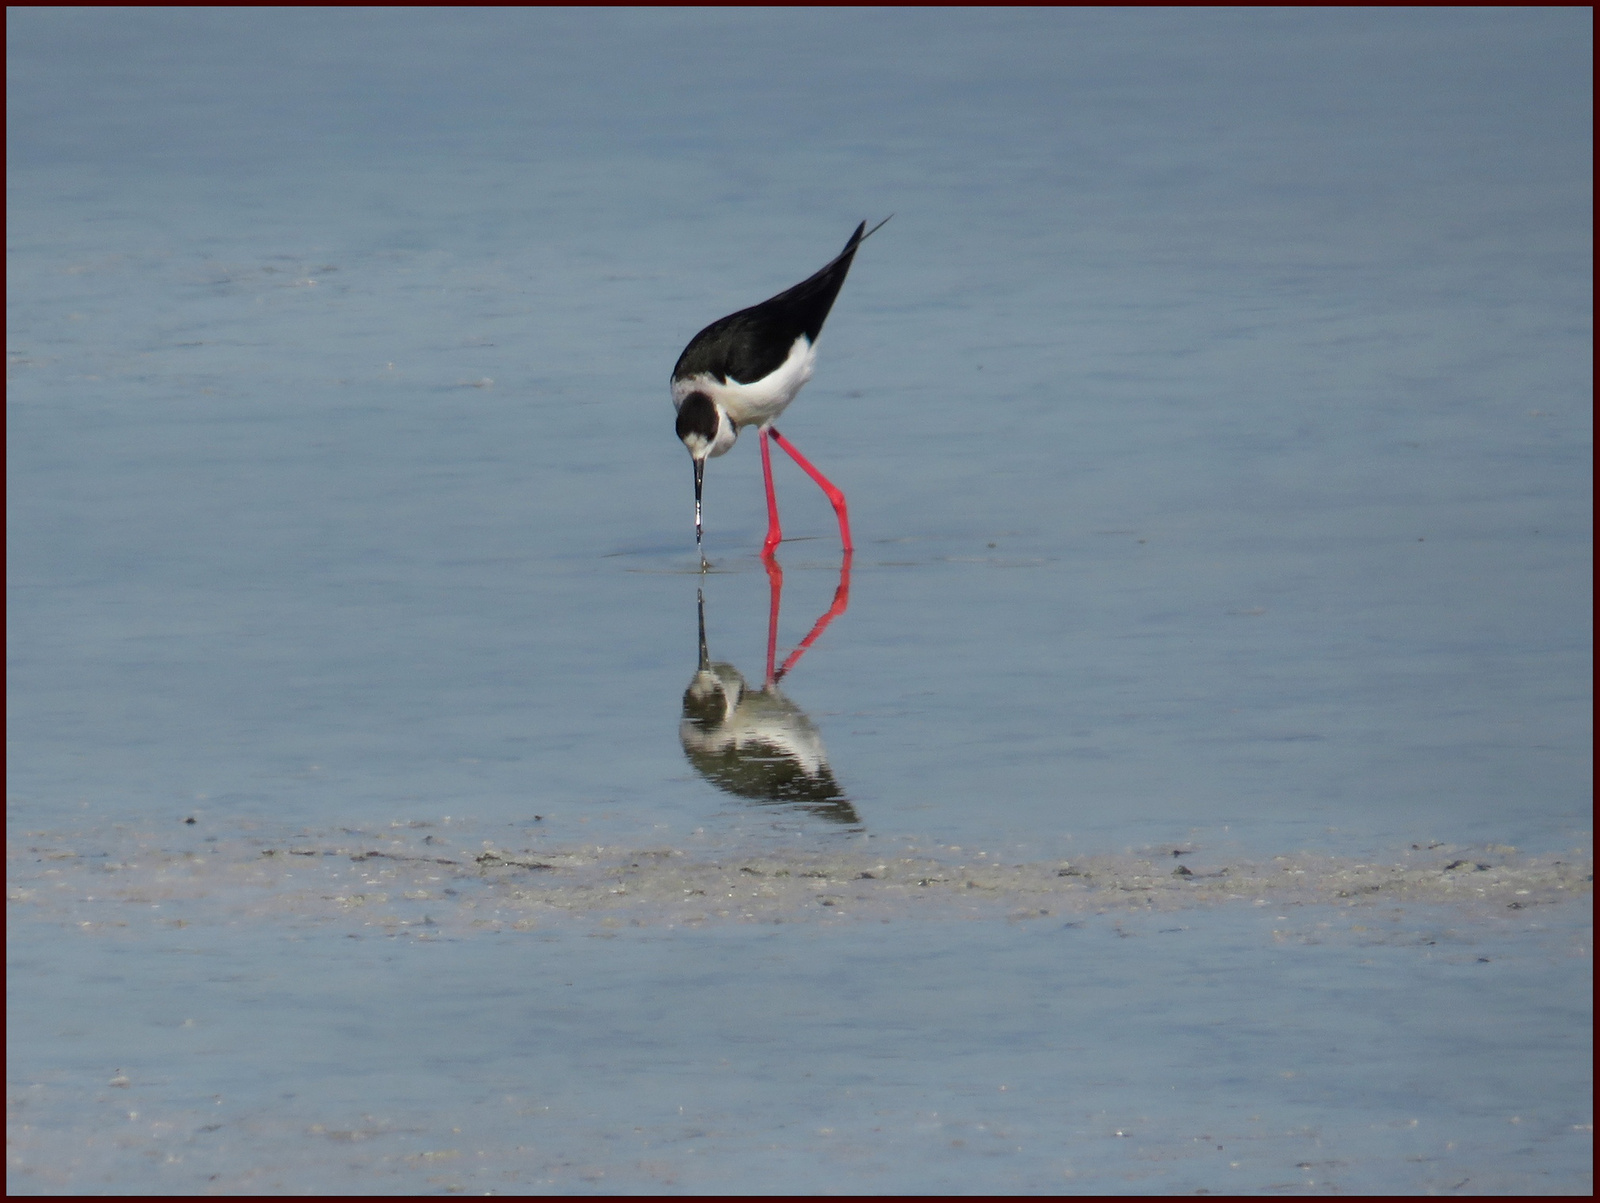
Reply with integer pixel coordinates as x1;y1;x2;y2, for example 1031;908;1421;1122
673;335;816;429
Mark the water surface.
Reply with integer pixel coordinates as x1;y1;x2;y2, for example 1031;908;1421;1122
8;8;1592;1194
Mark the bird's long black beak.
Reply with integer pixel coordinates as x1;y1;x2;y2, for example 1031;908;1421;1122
693;456;705;553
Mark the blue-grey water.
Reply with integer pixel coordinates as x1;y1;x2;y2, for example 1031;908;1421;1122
7;8;1592;1194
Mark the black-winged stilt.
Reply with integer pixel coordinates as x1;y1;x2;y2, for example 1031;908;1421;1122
672;218;889;558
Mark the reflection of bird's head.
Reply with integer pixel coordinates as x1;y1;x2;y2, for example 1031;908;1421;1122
680;663;859;825
682;663;744;729
675;391;737;463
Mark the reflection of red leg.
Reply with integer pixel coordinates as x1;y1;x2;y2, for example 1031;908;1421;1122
768;427;852;552
759;428;782;553
761;548;784;685
776;551;852;681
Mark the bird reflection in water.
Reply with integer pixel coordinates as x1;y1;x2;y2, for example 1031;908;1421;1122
681;552;860;826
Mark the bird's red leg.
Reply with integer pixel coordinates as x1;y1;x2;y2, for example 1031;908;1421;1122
759;427;783;553
775;551;852;681
767;428;852;552
761;547;784;686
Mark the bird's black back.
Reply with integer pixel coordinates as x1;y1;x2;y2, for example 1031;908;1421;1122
673;220;882;386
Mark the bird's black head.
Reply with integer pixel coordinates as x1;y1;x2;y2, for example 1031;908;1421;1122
675;391;719;451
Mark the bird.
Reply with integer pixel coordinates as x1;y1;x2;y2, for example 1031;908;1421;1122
672;217;889;559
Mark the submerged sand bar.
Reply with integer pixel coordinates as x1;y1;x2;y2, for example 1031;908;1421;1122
10;823;1590;934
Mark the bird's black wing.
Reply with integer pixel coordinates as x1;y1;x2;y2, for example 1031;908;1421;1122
674;219;888;386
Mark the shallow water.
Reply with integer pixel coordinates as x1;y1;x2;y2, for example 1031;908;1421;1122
8;890;1592;1194
7;7;1593;1193
7;813;1595;1194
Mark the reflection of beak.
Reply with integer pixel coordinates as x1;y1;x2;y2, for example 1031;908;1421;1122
693;456;705;548
696;588;710;671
